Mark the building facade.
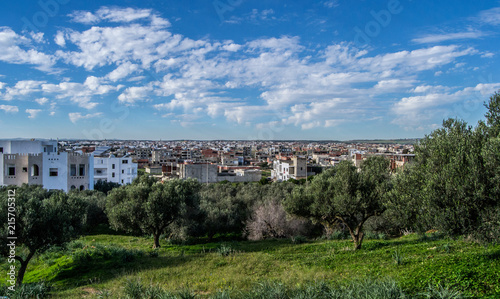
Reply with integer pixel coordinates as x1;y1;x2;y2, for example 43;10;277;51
93;156;138;185
271;156;307;181
1;139;93;192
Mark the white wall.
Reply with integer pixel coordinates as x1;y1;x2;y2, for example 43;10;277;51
42;152;69;192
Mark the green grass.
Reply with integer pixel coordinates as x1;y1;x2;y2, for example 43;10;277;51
1;233;499;298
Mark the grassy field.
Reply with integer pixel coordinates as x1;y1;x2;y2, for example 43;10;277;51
1;233;499;298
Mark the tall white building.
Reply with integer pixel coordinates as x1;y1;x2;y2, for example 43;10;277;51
0;139;94;192
271;156;307;181
93;156;138;185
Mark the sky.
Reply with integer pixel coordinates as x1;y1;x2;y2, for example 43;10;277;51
1;0;500;140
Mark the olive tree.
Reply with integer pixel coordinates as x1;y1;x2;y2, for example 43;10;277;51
0;185;86;285
106;176;201;248
285;156;391;250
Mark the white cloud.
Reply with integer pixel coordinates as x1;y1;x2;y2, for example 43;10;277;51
69;7;166;25
54;31;66;47
69;112;103;123
3;80;45;100
412;31;487;44
477;7;500;26
42;78;121;109
106;62;140;81
392;82;500;128
35;97;49;105
0;105;18;113
323;0;340;8
118;85;153;104
357;46;476;73
0;27;56;72
25;109;42;119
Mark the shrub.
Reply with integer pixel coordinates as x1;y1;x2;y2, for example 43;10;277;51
217;243;236;257
291;235;307;244
392;247;405;265
245;199;312;240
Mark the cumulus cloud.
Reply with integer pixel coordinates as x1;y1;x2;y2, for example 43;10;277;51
0;27;56;72
0;105;18;113
35;97;49;105
69;112;103;123
25;109;42;119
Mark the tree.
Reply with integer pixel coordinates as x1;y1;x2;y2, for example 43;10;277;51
406;119;489;236
285;156;391;250
106;177;201;248
199;183;246;240
0;185;86;285
94;180;121;195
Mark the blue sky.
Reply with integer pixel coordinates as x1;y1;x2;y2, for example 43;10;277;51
1;0;500;140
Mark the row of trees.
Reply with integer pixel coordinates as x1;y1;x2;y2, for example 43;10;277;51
3;92;500;285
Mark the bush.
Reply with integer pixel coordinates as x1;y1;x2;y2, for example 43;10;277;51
326;230;349;240
290;235;307;244
71;243;144;264
245;199;312;240
217;243;237;257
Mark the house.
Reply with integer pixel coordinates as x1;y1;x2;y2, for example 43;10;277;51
0;139;93;192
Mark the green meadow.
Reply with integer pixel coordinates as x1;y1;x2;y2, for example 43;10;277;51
2;232;499;298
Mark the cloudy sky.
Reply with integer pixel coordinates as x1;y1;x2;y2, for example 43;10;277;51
1;0;500;140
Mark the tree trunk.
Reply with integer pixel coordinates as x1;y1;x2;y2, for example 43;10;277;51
153;233;161;248
16;251;35;286
351;231;364;250
346;220;366;250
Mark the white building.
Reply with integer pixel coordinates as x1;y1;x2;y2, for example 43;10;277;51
93;156;138;185
271;156;307;181
0;139;93;192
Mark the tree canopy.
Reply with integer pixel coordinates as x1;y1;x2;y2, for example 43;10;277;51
0;185;87;285
106;176;201;248
285;156;391;249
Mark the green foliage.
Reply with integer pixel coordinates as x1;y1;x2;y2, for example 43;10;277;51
93;180;121;195
392;247;405;265
106;177;201;248
285;156;391;250
2;233;498;298
74;190;109;233
0;185;87;284
0;281;51;298
199;183;247;240
290;235;307;244
216;243;237;257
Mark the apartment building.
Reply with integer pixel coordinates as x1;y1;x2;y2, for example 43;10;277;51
0;139;93;192
271;156;307;181
93;156;138;185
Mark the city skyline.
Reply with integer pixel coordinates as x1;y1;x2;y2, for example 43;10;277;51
1;0;500;140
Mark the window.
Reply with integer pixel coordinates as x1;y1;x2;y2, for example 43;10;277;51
122;170;124;174
121;180;124;184
70;164;77;176
112;173;115;178
0;147;3;153
8;166;15;176
96;169;103;175
31;164;39;176
122;159;128;164
79;185;84;191
22;167;28;173
49;168;58;177
112;164;115;169
70;185;76;190
79;164;85;176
